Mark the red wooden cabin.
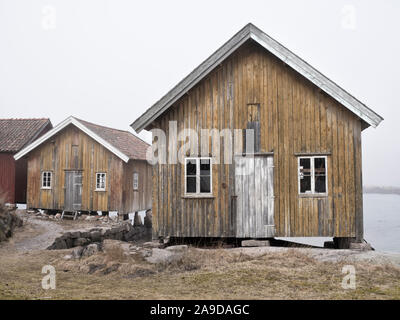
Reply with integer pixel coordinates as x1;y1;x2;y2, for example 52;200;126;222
0;118;52;204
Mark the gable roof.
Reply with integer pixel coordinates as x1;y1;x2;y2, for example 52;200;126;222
131;23;383;133
74;118;149;161
14;116;149;162
0;118;52;153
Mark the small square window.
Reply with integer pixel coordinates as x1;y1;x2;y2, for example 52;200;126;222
185;158;212;195
298;156;327;195
96;173;106;191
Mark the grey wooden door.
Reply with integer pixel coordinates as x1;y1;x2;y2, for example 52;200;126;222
235;155;275;238
64;171;82;211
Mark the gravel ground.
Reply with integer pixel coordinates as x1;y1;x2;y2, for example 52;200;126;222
0;212;64;253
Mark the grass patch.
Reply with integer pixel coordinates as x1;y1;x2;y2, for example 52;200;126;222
0;245;399;300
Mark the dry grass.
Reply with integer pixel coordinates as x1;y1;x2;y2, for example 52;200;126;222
0;245;399;300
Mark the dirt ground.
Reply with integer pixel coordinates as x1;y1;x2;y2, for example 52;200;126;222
0;211;399;300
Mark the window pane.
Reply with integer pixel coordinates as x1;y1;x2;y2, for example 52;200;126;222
200;159;210;175
314;157;326;175
315;176;326;193
43;172;51;187
97;174;105;189
186;159;197;175
300;158;311;175
200;176;211;193
300;175;312;193
186;177;196;193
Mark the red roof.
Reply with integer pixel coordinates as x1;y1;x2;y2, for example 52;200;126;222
74;118;150;161
0;118;52;153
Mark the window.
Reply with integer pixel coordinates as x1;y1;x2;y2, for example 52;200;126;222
298;156;327;195
133;172;139;190
96;173;106;191
41;171;52;189
185;158;212;195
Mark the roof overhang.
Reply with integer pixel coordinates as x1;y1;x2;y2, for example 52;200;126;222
131;23;383;133
14;116;130;162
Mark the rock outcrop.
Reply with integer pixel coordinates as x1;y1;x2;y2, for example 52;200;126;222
47;220;152;250
0;204;23;242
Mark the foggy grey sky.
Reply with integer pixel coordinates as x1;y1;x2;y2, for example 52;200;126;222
0;0;399;187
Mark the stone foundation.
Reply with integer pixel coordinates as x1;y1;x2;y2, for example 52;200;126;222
48;221;151;250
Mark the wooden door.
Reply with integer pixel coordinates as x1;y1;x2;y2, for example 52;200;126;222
64;171;82;211
235;155;275;238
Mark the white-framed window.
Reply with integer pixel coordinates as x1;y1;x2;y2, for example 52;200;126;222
185;157;212;195
41;171;52;189
133;172;139;190
95;172;106;191
298;156;327;195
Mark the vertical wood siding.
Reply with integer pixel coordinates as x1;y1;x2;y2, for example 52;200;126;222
152;40;363;238
26;125;152;213
0;153;16;203
122;160;152;213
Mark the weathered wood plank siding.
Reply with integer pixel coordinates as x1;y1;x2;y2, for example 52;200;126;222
122;160;152;213
152;40;362;238
26;124;140;213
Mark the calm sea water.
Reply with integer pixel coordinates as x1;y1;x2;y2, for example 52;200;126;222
278;194;400;253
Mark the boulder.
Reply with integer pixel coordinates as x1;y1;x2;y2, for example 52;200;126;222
0;207;23;242
80;231;91;238
72;246;84;259
145;248;182;264
50;238;67;250
61;232;71;240
143;241;162;249
103;239;130;255
90;231;102;242
81;243;100;258
70;231;81;239
65;237;74;248
73;237;90;247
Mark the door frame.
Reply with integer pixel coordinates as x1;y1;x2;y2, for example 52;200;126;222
234;153;275;238
64;170;83;211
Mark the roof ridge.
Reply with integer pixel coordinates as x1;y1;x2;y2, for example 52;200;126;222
73;117;132;134
131;23;383;132
74;117;150;147
15;116;149;162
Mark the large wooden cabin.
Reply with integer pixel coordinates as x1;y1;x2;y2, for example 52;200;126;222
14;116;152;216
131;24;383;245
